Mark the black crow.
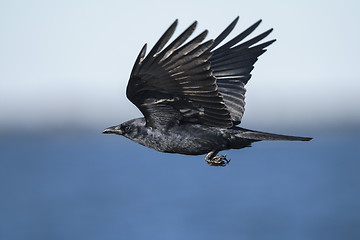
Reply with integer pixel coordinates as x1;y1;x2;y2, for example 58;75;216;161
103;17;312;166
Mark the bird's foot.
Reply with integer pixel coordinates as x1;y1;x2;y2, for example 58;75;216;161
205;152;231;167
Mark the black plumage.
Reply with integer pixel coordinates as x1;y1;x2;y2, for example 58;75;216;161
103;17;312;166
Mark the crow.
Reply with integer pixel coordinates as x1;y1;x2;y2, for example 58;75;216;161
103;17;312;166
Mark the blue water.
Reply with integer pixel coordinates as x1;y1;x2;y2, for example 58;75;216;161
1;129;359;240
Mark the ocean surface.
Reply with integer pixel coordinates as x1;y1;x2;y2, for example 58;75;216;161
1;128;359;240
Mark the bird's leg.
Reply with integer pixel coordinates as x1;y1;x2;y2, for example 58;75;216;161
205;150;230;167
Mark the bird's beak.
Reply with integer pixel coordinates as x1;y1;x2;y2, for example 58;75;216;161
102;128;113;134
102;126;123;135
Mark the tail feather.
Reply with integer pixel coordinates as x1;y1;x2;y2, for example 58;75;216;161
236;128;312;141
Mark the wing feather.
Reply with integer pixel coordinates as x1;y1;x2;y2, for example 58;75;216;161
127;21;232;129
210;19;275;124
126;18;275;129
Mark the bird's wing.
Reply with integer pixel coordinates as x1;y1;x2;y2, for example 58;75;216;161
127;20;233;129
209;17;276;125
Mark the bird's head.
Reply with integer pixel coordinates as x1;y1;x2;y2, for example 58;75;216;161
103;118;145;138
102;119;142;136
102;123;133;136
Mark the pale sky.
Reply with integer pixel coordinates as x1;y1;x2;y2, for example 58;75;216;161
0;0;359;130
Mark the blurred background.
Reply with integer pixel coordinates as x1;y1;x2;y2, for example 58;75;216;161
1;0;359;239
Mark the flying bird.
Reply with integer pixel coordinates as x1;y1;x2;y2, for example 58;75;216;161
103;17;312;166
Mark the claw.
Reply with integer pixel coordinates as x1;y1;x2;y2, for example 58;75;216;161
205;151;231;167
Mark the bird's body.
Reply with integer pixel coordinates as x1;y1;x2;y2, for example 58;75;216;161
115;117;310;155
120;118;230;155
119;118;243;155
103;17;311;166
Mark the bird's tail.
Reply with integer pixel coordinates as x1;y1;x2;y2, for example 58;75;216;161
234;127;312;141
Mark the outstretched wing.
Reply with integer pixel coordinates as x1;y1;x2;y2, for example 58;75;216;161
209;17;276;125
127;20;233;129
